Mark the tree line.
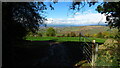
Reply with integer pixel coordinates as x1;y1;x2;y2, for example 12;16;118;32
27;27;120;39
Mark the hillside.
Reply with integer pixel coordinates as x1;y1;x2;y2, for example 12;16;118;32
38;25;117;36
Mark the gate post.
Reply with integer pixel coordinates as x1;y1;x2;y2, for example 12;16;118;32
91;40;98;67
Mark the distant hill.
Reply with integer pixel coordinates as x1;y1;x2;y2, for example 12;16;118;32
38;25;117;36
55;26;109;35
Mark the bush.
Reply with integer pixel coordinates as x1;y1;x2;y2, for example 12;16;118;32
84;33;90;37
92;34;97;38
70;32;76;37
96;32;104;38
38;33;42;37
67;33;70;37
78;33;83;37
62;34;65;37
46;27;56;37
104;39;118;49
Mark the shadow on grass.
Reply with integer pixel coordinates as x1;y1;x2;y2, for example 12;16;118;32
3;39;102;68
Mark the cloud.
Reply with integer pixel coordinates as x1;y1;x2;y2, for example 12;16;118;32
45;12;107;26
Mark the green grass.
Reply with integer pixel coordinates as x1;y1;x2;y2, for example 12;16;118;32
26;36;106;43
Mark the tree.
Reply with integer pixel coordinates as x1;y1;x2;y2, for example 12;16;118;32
96;32;104;38
2;3;51;67
67;33;70;37
85;33;90;37
46;27;56;37
26;32;33;37
96;2;120;59
38;33;43;37
3;1;120;42
77;33;82;37
115;32;120;40
70;32;76;37
3;2;48;43
70;1;120;31
62;34;65;37
96;2;120;31
93;34;97;38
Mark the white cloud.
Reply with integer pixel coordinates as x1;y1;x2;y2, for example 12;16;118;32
45;12;107;26
75;12;80;15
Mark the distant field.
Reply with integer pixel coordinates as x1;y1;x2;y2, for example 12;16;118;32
55;26;110;35
27;26;113;43
26;36;106;43
38;26;117;36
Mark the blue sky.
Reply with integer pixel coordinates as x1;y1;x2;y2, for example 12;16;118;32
42;2;107;26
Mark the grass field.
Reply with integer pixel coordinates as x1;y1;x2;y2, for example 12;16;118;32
26;36;106;43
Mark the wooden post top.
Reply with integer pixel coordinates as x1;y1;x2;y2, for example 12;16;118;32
92;40;96;44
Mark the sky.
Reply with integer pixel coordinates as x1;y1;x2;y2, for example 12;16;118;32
42;2;107;27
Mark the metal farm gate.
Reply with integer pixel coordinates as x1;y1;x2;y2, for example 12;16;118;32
79;33;99;66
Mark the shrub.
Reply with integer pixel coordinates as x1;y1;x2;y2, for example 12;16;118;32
70;32;76;37
84;33;90;37
96;32;104;38
93;34;97;38
62;34;65;37
102;31;109;37
67;33;70;37
46;27;56;37
78;33;83;37
38;33;42;37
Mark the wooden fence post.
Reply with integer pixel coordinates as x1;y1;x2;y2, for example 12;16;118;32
91;40;95;67
91;40;98;67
